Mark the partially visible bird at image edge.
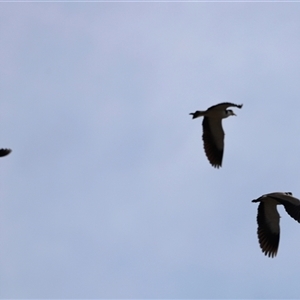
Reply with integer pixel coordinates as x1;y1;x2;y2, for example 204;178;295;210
252;192;300;258
190;102;243;168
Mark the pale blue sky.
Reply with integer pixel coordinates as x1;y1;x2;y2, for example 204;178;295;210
1;2;300;299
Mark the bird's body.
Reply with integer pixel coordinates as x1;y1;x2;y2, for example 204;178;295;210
252;192;300;257
0;148;11;157
190;102;243;168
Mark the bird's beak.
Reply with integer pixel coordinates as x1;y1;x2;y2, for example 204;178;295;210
233;112;237;116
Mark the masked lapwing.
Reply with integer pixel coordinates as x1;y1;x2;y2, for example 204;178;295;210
190;102;242;168
0;148;11;157
252;192;300;258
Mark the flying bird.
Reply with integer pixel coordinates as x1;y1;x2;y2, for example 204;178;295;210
0;148;12;157
252;192;300;258
190;102;243;168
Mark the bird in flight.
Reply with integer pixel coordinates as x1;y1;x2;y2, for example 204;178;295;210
252;192;300;258
0;148;12;157
190;102;243;168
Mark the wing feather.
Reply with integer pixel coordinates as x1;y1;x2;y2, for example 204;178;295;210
0;148;11;157
268;193;300;223
202;117;224;168
207;102;243;111
255;202;280;258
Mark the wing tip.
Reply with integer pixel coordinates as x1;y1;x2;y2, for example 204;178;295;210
0;148;12;157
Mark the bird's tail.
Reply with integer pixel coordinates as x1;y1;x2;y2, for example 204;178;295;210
189;111;205;119
252;199;260;203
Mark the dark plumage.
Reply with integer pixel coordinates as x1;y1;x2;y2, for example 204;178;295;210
252;192;300;257
0;148;12;157
190;102;243;168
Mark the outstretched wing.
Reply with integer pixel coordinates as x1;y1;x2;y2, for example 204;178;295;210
202;117;224;168
268;193;300;223
255;201;280;258
207;102;243;111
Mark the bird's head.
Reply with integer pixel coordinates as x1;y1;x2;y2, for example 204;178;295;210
226;109;236;116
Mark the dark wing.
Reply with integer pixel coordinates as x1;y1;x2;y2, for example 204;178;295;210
202;117;224;168
268;193;300;223
207;102;243;111
255;201;280;258
283;203;300;223
0;148;11;157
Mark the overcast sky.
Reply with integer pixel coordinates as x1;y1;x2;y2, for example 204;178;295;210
1;2;300;299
